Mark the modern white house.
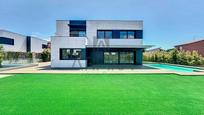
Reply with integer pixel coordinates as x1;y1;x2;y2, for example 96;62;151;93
51;20;151;68
0;29;48;53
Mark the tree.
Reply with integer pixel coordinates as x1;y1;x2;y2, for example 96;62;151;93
0;46;4;67
41;48;51;62
169;49;178;64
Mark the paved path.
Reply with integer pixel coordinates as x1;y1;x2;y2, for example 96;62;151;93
0;62;204;75
0;75;11;79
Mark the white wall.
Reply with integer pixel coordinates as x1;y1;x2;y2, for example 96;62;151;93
86;20;143;46
0;30;27;52
55;20;70;36
31;37;48;53
51;36;86;68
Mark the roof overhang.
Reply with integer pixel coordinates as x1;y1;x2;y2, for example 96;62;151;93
86;45;153;49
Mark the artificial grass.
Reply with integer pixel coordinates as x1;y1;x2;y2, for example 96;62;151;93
0;74;204;115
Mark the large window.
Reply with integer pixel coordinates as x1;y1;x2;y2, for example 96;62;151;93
97;30;112;39
60;49;82;60
104;52;118;64
120;52;134;64
97;30;143;39
0;37;14;45
69;20;86;37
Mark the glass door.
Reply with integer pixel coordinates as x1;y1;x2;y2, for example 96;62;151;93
104;52;119;64
119;52;134;64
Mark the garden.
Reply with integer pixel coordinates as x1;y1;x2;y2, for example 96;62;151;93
0;74;204;114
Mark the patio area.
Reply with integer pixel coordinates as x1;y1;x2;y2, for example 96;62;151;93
1;62;204;75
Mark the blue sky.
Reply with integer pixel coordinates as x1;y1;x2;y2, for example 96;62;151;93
0;0;204;49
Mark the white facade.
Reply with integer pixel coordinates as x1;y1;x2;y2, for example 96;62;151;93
86;20;143;46
30;36;48;53
0;29;48;53
51;20;150;68
0;30;27;52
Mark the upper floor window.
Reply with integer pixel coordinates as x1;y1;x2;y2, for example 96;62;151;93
128;31;135;39
120;31;135;39
69;20;86;37
0;37;14;45
97;30;112;39
97;30;143;39
105;31;112;38
97;31;105;38
70;31;86;37
120;31;127;39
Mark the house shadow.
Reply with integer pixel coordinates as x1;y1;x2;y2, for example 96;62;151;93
87;65;157;70
38;64;157;70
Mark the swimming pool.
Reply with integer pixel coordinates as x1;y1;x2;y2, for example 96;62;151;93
145;63;203;73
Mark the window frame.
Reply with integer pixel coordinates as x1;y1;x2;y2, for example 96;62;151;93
60;48;82;60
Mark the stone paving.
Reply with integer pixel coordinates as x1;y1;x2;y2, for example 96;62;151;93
0;62;204;75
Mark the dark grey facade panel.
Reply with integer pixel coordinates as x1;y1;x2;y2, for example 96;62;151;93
86;48;143;65
136;48;143;65
26;36;31;52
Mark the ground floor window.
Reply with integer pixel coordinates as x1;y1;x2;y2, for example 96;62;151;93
60;48;81;60
104;51;134;64
120;52;134;64
104;52;118;64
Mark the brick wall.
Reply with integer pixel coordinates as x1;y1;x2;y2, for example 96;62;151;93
175;40;204;56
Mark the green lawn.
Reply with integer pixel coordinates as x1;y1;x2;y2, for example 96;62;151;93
0;74;204;115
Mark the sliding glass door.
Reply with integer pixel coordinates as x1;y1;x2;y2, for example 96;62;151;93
119;52;134;64
104;51;134;64
104;52;118;64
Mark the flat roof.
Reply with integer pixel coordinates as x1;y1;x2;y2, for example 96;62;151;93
0;29;48;42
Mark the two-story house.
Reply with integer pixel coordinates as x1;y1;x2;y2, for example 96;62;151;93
51;20;151;68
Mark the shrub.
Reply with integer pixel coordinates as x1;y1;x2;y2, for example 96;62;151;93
0;46;4;67
41;48;51;62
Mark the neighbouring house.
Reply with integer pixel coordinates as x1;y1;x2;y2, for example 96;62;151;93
51;20;151;68
175;39;204;56
0;29;49;53
146;47;164;53
0;29;49;64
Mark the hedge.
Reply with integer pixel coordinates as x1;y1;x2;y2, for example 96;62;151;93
143;49;204;66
